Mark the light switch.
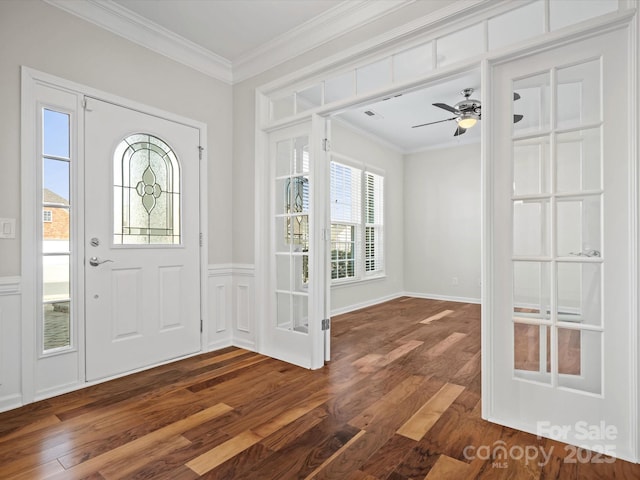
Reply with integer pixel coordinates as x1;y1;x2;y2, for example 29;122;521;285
0;218;16;239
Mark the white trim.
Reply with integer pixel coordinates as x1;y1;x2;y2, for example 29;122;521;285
44;0;233;84
330;292;404;316
233;0;412;83
0;277;21;296
44;0;417;85
0;394;23;413
403;291;482;305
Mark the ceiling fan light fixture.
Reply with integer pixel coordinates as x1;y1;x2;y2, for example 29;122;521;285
457;113;478;129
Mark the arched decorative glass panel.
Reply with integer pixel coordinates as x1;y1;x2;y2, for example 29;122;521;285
113;134;180;245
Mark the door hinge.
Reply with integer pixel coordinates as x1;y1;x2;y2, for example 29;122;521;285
322;138;330;152
199;233;203;247
200;319;203;332
82;98;92;111
198;146;204;160
321;318;331;331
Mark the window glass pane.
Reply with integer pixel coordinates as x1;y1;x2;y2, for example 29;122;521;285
550;0;617;31
276;138;292;177
43;158;70;202
488;1;544;51
513;72;551;135
393;42;433;83
514;323;550;384
356;58;391;95
513;136;550;196
557;262;601;327
293;136;310;174
43;109;70;158
557;59;601;129
43;254;69;301
43;301;70;351
513;261;551;319
556;128;602;193
292;294;309;333
557;329;601;395
43;207;70;250
276;254;291;291
272;94;295;121
114;134;180;245
330;162;361;223
513;199;549;256
331;224;356;280
556;196;601;258
276;292;292;329
325;71;355;104
297;84;323;113
436;23;484;68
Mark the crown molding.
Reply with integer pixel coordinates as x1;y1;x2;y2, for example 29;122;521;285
232;0;414;84
45;0;419;85
44;0;233;84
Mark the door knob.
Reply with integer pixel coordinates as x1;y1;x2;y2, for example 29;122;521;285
89;256;114;267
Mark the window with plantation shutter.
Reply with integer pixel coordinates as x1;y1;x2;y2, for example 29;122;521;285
330;159;384;283
365;171;384;274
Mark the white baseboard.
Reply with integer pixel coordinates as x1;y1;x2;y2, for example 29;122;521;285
207;338;233;352
0;393;23;413
232;338;257;352
331;292;404;316
403;291;482;304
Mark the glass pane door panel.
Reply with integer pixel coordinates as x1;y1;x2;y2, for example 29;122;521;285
513;200;549;256
275;178;290;216
43;109;70;158
43;158;70;201
557;262;601;327
276;139;292;177
513;72;550;135
293;138;310;174
43;255;70;301
556;128;602;193
558;329;602;395
513;136;550;195
514;323;550;384
276;254;291;291
557;59;601;129
43;302;70;351
292;294;309;333
513;261;550;319
276;292;292;329
556;197;601;258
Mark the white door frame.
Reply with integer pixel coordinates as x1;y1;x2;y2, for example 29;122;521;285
20;67;208;404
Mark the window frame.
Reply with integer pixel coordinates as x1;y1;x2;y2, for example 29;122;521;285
330;154;385;285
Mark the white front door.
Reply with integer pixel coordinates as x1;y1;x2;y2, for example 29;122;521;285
485;26;635;460
262;117;328;369
85;98;201;381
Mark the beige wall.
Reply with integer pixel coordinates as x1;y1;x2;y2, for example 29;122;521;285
403;143;481;301
0;0;234;276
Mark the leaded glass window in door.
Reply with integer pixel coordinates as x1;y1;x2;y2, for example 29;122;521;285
114;134;181;244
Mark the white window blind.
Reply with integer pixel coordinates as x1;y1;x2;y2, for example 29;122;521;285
330;159;384;282
365;171;384;274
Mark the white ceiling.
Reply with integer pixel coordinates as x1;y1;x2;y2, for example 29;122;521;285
335;70;482;152
113;0;344;62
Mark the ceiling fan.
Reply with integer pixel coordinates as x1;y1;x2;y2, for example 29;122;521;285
412;88;524;136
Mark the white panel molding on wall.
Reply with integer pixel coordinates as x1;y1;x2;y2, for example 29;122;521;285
207;264;256;352
0;276;22;412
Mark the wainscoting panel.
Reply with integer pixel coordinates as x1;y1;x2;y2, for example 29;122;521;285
0;277;22;411
232;264;255;351
207;265;233;351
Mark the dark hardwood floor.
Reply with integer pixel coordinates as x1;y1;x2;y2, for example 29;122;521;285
1;297;638;479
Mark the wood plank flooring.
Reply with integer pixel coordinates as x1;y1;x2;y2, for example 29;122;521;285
1;297;638;479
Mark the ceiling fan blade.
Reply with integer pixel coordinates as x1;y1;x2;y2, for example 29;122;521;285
453;126;467;137
513;92;521;101
433;102;459;114
513;114;524;123
411;116;457;129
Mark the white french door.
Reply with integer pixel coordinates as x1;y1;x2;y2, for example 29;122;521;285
84;98;201;381
485;26;634;460
262;116;328;369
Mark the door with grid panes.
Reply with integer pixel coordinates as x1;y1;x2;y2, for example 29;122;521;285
85;98;201;381
265;117;328;369
487;27;634;459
